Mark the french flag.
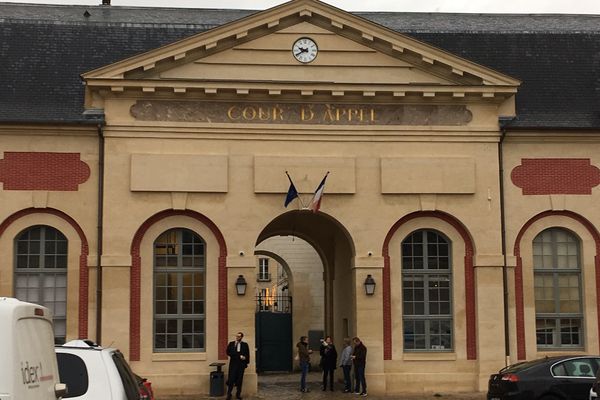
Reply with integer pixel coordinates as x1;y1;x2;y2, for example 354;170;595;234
310;172;329;213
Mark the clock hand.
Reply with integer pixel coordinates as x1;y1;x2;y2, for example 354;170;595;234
295;47;309;56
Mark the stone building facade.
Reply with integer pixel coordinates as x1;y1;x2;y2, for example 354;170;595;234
1;0;600;396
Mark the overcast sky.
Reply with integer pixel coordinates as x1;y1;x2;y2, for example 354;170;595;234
3;0;600;14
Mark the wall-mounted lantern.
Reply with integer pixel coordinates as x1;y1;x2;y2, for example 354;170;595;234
364;274;376;296
235;275;247;296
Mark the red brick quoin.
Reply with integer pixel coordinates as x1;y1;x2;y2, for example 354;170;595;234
0;208;90;338
511;158;600;195
382;211;476;360
130;210;228;361
0;152;90;191
513;210;600;360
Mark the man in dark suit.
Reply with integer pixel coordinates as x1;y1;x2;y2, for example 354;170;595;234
226;331;250;400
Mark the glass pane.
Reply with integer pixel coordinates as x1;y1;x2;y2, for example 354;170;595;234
17;241;28;254
56;256;67;268
166;301;177;314
17;255;28;269
558;274;581;313
560;318;581;346
45;241;56;254
557;255;568;269
535;272;557;313
155;301;166;314
56;241;68;254
29;228;40;240
182;244;193;255
29;256;40;268
536;318;555;346
29;241;40;254
403;276;424;316
428;243;438;257
182;301;193;314
403;320;426;350
429;319;452;350
556;242;568;256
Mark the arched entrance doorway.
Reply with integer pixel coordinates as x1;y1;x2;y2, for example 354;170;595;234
254;210;355;373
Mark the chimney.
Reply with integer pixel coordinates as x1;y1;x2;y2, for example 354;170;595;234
102;0;110;5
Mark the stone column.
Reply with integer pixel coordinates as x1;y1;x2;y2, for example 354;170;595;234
227;255;257;396
354;257;385;395
474;255;507;390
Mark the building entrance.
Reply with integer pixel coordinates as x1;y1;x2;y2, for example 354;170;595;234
254;210;355;376
255;295;292;372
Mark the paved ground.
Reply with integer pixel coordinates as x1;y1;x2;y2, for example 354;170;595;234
159;372;487;400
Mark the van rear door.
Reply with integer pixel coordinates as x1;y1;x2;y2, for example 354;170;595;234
0;298;64;400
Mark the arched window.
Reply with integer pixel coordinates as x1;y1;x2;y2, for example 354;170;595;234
533;228;583;348
402;230;452;351
14;225;68;344
153;228;205;351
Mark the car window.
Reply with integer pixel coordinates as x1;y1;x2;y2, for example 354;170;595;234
553;359;597;377
56;352;89;398
112;350;140;400
501;358;555;373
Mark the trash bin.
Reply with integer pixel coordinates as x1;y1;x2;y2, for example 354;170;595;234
209;362;225;397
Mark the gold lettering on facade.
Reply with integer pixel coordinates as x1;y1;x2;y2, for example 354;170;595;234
227;106;241;120
132;101;472;126
273;106;284;120
242;107;257;120
323;105;335;122
227;105;285;121
301;106;314;121
319;105;375;122
258;107;271;121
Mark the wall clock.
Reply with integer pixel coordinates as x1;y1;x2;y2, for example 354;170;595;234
292;37;318;64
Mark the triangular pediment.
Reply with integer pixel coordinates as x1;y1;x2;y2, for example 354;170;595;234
155;22;456;86
83;0;519;98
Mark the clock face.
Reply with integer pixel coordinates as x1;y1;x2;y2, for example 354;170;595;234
292;37;318;64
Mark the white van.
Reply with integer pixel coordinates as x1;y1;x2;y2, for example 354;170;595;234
0;297;67;400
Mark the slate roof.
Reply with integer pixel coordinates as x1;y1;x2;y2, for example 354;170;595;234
1;2;600;128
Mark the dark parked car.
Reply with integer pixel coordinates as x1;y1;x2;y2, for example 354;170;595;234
134;373;155;400
487;355;599;400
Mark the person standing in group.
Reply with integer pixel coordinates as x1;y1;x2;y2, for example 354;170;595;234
225;332;250;400
319;336;337;391
339;337;353;393
296;336;312;393
352;336;367;396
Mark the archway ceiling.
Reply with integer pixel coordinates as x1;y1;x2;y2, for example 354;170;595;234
256;210;355;270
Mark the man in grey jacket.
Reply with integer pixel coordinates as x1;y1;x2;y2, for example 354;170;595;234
339;338;353;393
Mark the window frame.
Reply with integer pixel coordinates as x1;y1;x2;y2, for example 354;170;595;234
401;229;453;352
533;227;584;350
13;225;68;344
153;228;206;352
258;257;270;281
